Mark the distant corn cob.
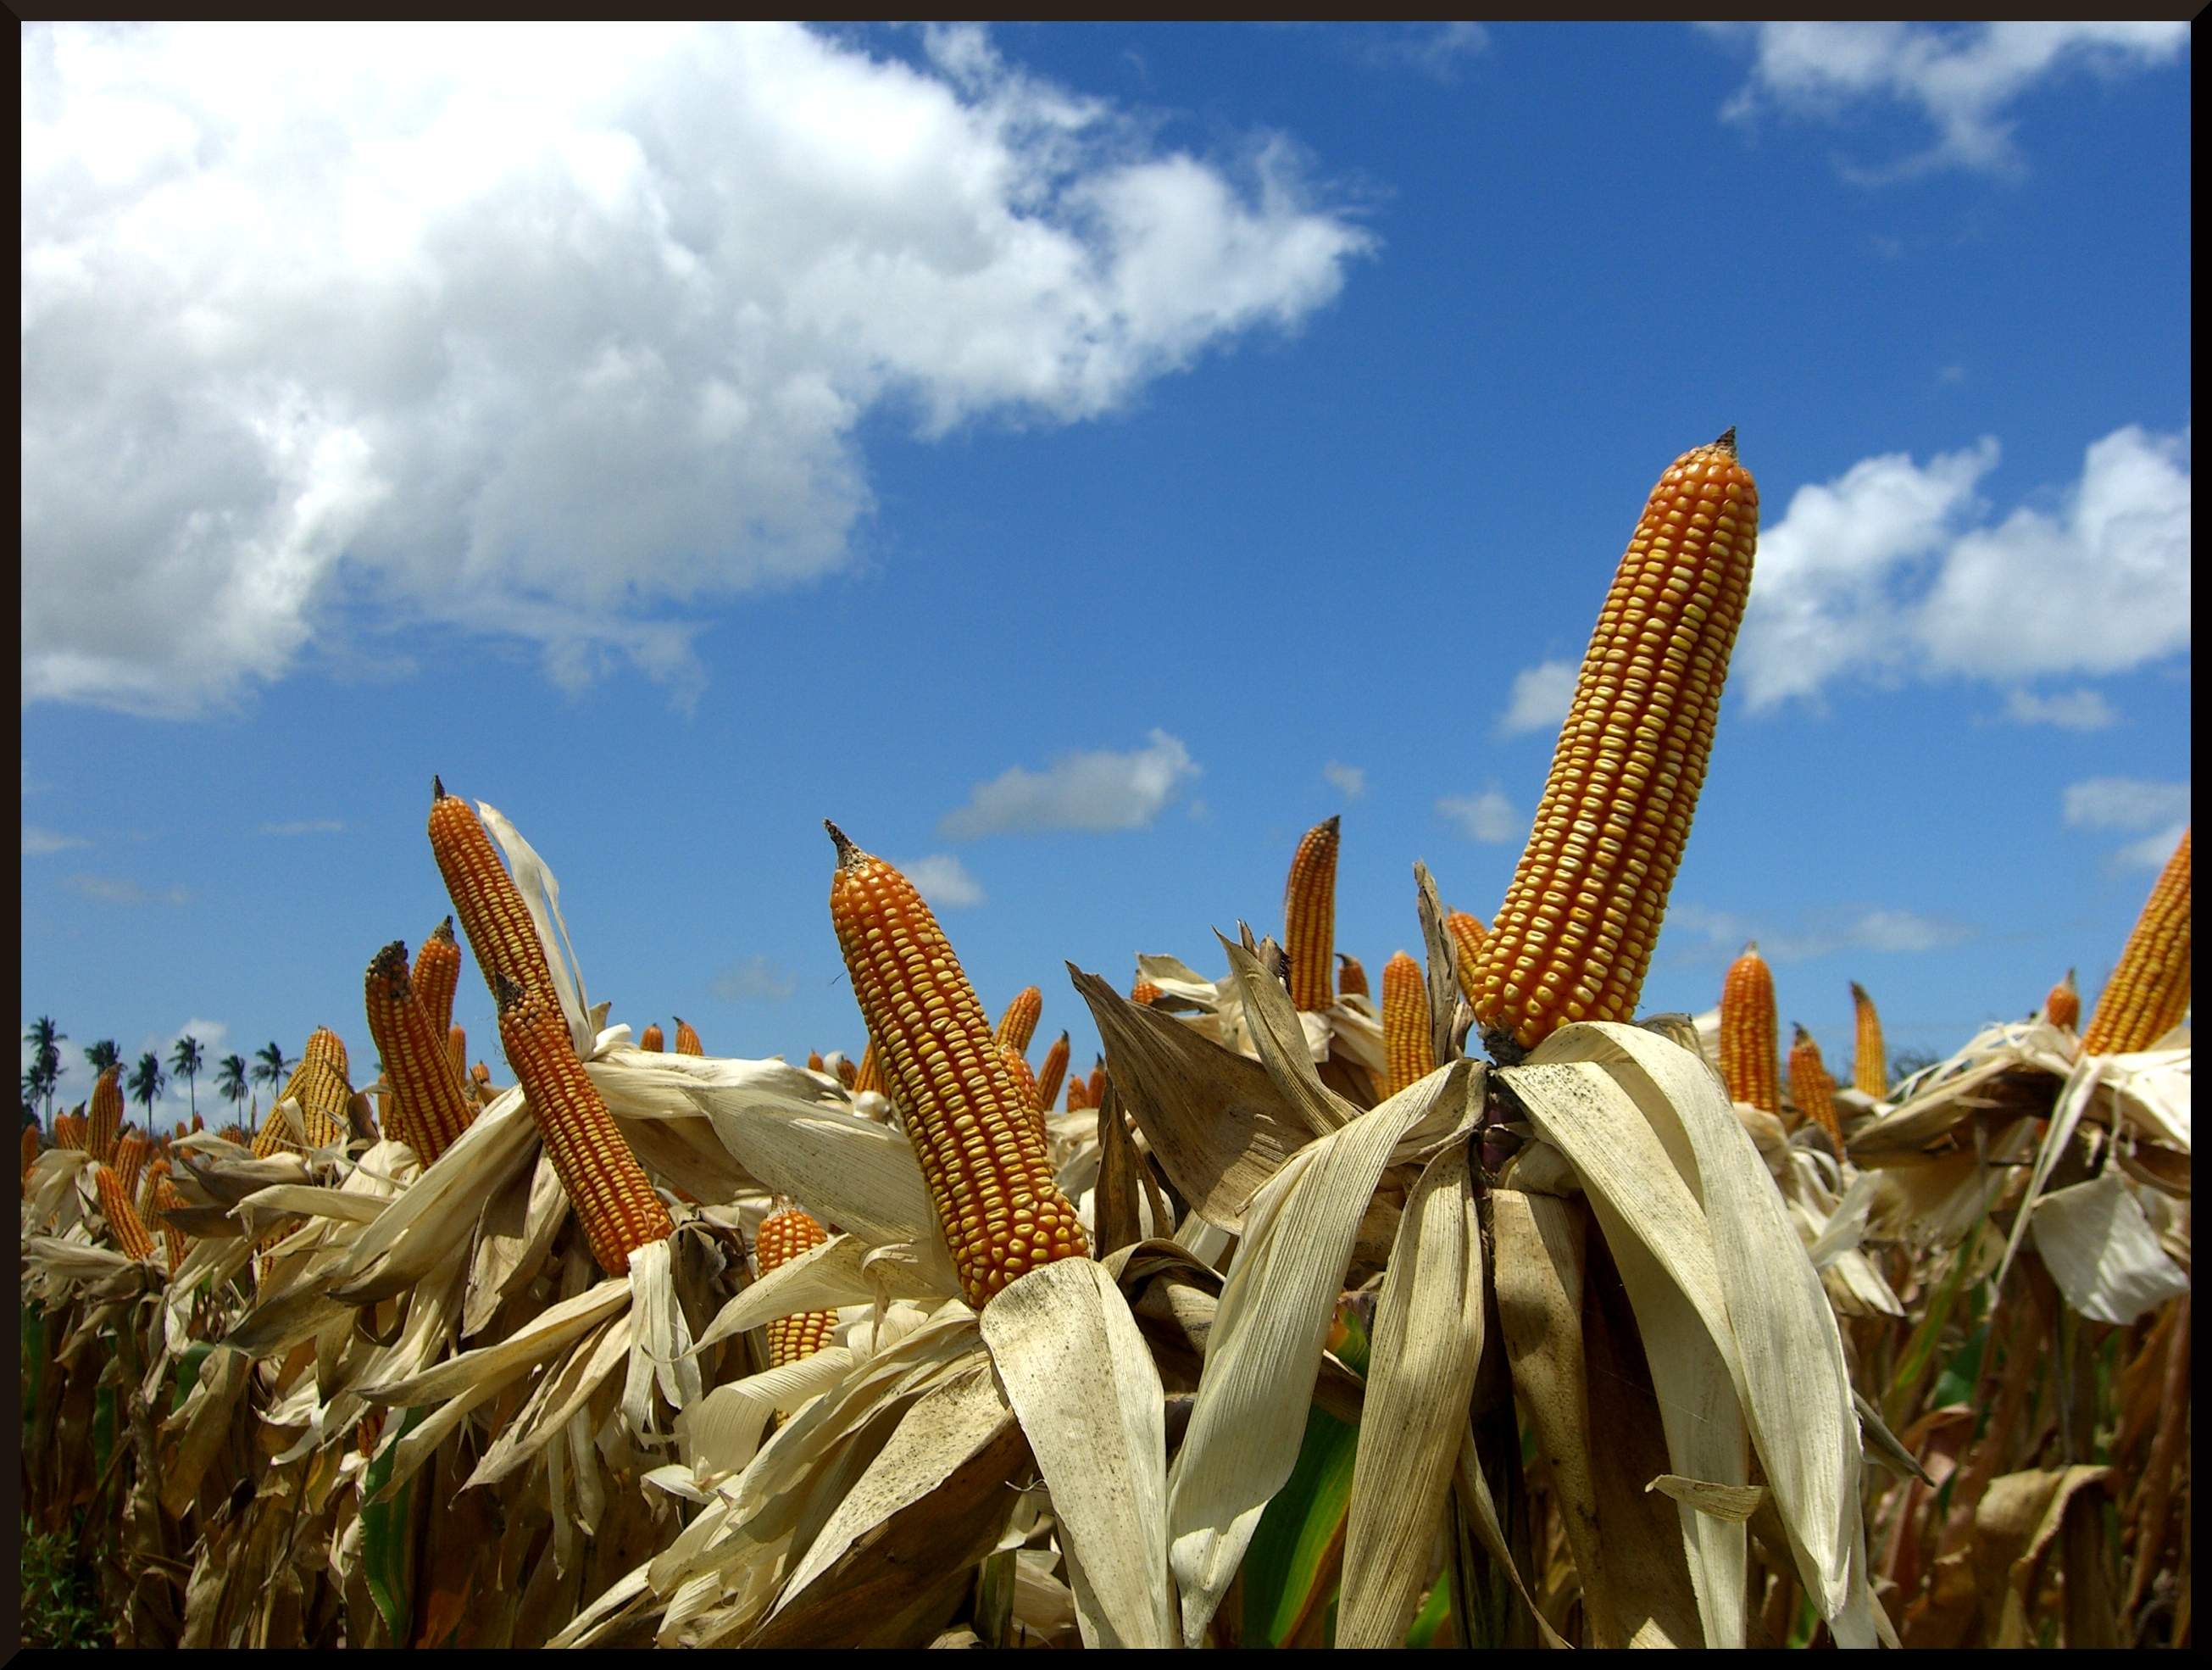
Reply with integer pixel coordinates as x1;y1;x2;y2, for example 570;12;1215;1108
826;823;1087;1310
93;1163;156;1263
2044;969;2080;1032
673;1016;703;1056
429;777;558;1011
1336;954;1369;999
136;1155;168;1219
1446;911;1487;1005
446;1025;467;1088
756;1203;838;1370
853;1038;883;1094
88;1064;123;1165
2082;827;2192;1056
1718;943;1781;1114
364;941;476;1164
1130;981;1163;1006
470;1062;492;1102
1284;816;1341;1011
1788;1023;1842;1148
113;1131;151;1200
253;1028;353;1157
1087;1058;1107;1109
20;1125;39;1195
54;1112;85;1151
413;916;462;1038
191;1112;203;1133
807;1049;825;1072
219;1123;248;1146
1848;982;1887;1098
1471;430;1759;1055
1381;951;1434;1098
1035;1031;1070;1116
639;1023;664;1053
994;987;1043;1057
1064;1074;1089;1114
151;1175;190;1273
834;1055;859;1090
495;975;673;1278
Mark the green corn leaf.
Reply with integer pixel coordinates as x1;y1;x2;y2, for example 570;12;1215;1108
1239;1401;1359;1648
363;1405;429;1645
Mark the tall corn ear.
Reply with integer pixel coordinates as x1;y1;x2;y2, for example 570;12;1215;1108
364;941;476;1165
253;1028;353;1157
494;974;673;1278
1034;1031;1070;1117
413;916;462;1038
1848;981;1887;1098
1470;430;1759;1055
1718;942;1781;1114
55;1112;85;1151
673;1017;703;1056
755;1203;838;1369
1445;911;1487;1004
1381;950;1435;1098
2043;969;2080;1032
826;822;1087;1310
994;987;1043;1057
152;1175;190;1272
93;1163;157;1263
429;777;559;1010
1787;1022;1843;1148
136;1154;169;1218
639;1023;664;1053
88;1064;123;1166
1087;1058;1107;1110
2082;826;2191;1055
114;1131;151;1200
1284;816;1342;1011
853;1038;884;1094
1335;954;1369;999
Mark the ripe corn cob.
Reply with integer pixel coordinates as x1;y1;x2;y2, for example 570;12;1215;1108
1130;980;1163;1006
1284;816;1341;1011
494;974;674;1278
1065;1074;1089;1114
430;777;559;1010
1787;1023;1842;1148
446;1024;468;1087
414;916;462;1039
470;1062;492;1102
219;1123;248;1146
364;941;477;1165
152;1174;190;1273
1718;943;1781;1114
1446;911;1487;1004
834;1055;859;1090
253;1028;353;1157
136;1155;168;1219
673;1016;703;1057
20;1125;39;1195
1000;1044;1048;1147
191;1112;203;1133
2044;969;2080;1032
1470;430;1759;1055
639;1023;664;1053
1848;982;1887;1098
826;823;1088;1310
1336;954;1369;999
1035;1031;1071;1117
55;1113;85;1151
114;1131;151;1200
853;1038;884;1094
1381;950;1435;1098
93;1163;156;1263
88;1064;123;1166
756;1203;838;1370
994;987;1044;1057
1087;1058;1107;1109
807;1050;825;1073
2082;827;2192;1056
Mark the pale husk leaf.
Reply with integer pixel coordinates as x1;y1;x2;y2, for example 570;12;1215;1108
2029;1167;2192;1324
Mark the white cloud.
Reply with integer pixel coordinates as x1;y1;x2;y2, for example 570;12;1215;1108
1436;788;1521;844
898;853;986;910
2112;823;2187;874
1321;760;1366;799
710;955;798;1005
1740;426;2189;711
1708;21;2188;179
941;728;1199;837
64;874;189;905
1348;23;1490;84
1497;660;1577;738
260;818;345;836
2062;777;2189;833
2001;688;2116;732
1667;901;1970;963
21;23;1373;717
23;825;89;855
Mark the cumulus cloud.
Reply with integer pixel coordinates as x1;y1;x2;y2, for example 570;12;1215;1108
898;853;986;910
1739;426;2188;712
2113;825;2188;872
941;728;1199;837
1497;660;1577;738
2001;688;2116;732
65;874;189;906
710;955;798;1005
21;23;1373;717
1436;788;1521;844
1321;760;1366;799
1667;901;1970;964
1707;21;2188;179
23;825;88;855
2062;777;2189;833
1346;23;1490;84
261;818;345;836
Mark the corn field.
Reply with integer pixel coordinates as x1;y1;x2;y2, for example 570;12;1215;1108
19;432;2189;1649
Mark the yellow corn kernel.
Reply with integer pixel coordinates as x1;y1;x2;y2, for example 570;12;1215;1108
994;987;1044;1057
1718;943;1780;1115
2044;969;2080;1032
1471;431;1759;1055
1787;1023;1842;1148
755;1203;838;1369
364;941;477;1165
826;821;1088;1310
2082;827;2191;1056
1284;816;1341;1011
1381;950;1434;1098
1130;980;1163;1005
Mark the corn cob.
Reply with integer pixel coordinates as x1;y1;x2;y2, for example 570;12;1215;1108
826;823;1087;1310
219;1123;248;1146
113;1131;151;1200
2082;827;2192;1056
639;1022;664;1053
756;1203;838;1370
1446;911;1487;1004
1848;982;1887;1098
88;1064;123;1165
1470;430;1759;1055
1381;951;1435;1098
151;1174;190;1272
191;1112;203;1133
2044;969;2080;1032
429;777;559;1010
1035;1031;1071;1117
21;1125;40;1195
136;1154;168;1219
1000;1044;1048;1147
1065;1074;1089;1114
853;1038;884;1094
414;916;462;1038
1130;980;1163;1006
1787;1023;1842;1148
253;1028;353;1157
994;987;1044;1057
673;1016;703;1057
1087;1058;1107;1109
1284;816;1341;1011
54;1112;84;1151
494;975;673;1278
470;1062;492;1102
1336;954;1369;999
807;1049;825;1072
1718;943;1781;1114
365;941;477;1165
445;1024;468;1085
93;1163;156;1263
834;1055;859;1090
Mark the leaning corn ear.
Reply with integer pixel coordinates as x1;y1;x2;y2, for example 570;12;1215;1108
1788;1023;1843;1148
1035;1031;1071;1116
673;1016;703;1056
1848;981;1887;1098
1719;942;1780;1114
93;1163;157;1264
413;916;462;1038
994;986;1044;1056
2081;825;2191;1055
1381;950;1434;1098
429;776;559;1010
364;941;475;1165
88;1063;123;1166
1284;816;1341;1011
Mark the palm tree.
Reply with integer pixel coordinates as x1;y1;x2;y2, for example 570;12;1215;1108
23;1016;65;1129
215;1054;249;1125
85;1038;120;1076
169;1034;206;1121
252;1041;290;1101
127;1051;164;1122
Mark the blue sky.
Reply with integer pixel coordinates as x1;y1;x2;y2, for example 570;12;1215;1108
21;22;2191;1127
